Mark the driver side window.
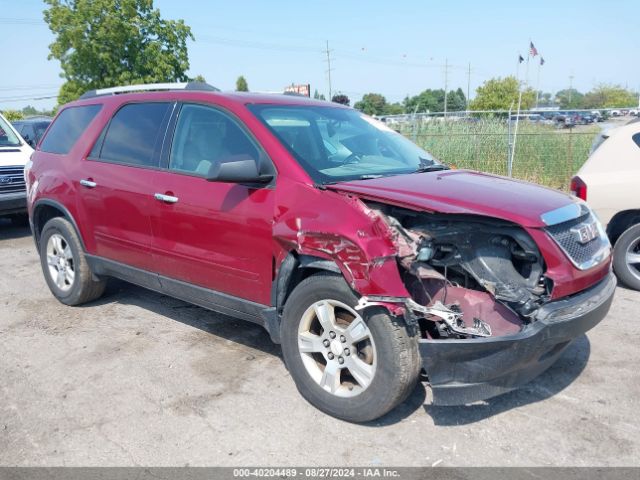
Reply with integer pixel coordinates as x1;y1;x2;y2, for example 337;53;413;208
169;104;259;176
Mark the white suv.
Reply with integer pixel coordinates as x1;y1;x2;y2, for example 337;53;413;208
0;112;33;224
571;120;640;289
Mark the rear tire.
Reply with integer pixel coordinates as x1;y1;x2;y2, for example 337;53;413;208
280;273;421;423
613;223;640;291
39;217;106;305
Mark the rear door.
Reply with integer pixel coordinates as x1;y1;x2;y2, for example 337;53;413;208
149;103;275;305
79;102;173;271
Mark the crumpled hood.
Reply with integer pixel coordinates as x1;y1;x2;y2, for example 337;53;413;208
327;169;577;228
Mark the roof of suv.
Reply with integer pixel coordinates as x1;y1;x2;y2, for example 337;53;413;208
69;89;345;110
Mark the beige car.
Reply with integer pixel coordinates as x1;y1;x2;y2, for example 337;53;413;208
571;120;640;289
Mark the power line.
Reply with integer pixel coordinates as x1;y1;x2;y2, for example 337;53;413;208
0;94;58;103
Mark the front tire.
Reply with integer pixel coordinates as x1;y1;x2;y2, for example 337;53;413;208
613;224;640;290
280;273;421;422
39;217;106;305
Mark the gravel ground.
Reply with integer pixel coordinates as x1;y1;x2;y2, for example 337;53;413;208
1;220;639;467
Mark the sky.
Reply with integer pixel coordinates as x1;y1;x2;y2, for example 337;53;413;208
1;0;639;111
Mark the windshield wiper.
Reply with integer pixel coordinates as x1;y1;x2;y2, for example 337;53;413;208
412;164;449;174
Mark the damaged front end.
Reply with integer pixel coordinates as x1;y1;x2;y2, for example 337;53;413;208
356;202;615;405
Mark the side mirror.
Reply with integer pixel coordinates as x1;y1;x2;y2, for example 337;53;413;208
207;155;273;185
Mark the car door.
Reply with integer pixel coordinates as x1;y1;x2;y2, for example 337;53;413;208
79;102;173;272
149;103;275;305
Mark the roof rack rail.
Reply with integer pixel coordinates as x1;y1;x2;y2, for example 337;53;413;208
79;81;220;99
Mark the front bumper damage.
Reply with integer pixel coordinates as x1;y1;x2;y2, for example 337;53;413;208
419;272;616;405
358;272;615;405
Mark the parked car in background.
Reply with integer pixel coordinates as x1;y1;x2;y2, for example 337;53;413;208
26;83;615;422
555;112;576;128
12;116;52;148
0;111;33;224
576;112;595;125
571;121;640;290
508;113;544;124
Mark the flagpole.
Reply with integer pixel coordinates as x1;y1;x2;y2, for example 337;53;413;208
511;41;532;176
535;60;541;108
525;49;530;89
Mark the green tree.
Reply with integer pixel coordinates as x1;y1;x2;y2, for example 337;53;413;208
555;88;584;109
331;94;350;106
354;93;388;115
536;92;554;107
470;76;535;111
22;105;39;116
385;103;404;115
313;89;326;101
449;88;467;111
1;110;24;121
44;0;193;105
191;74;207;83
235;75;249;92
582;84;638;108
403;88;466;113
404;89;444;113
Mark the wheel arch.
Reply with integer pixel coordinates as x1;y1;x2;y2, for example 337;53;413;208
32;199;86;252
607;209;640;246
265;252;345;343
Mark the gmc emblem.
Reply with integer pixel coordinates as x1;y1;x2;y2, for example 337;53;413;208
572;222;599;244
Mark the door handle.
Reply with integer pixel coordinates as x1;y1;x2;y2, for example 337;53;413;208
154;193;179;204
80;179;97;188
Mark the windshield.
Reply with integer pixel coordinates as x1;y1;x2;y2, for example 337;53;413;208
249;104;443;183
0;115;21;147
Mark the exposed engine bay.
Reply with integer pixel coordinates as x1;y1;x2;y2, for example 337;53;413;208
358;202;553;340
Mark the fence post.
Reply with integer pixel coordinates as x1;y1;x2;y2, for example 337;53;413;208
507;104;513;176
567;126;574;187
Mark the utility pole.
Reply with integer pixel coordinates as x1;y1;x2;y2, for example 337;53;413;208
443;58;449;117
466;62;471;113
324;40;333;101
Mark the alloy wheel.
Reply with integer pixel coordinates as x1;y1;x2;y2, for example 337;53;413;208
626;236;640;282
46;233;75;292
297;299;377;398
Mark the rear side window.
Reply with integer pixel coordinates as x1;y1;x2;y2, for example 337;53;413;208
92;102;171;168
40;105;102;154
633;133;640;149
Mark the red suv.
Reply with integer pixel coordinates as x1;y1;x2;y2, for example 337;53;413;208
26;83;615;422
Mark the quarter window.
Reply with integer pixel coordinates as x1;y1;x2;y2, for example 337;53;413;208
633;133;640;149
40;104;102;154
169;104;260;176
93;103;171;168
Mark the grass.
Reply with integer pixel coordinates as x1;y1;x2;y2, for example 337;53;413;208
399;119;600;190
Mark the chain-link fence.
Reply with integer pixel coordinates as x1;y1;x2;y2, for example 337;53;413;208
390;113;601;190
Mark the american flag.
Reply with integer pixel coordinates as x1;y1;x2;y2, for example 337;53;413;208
529;42;538;57
540;57;545;66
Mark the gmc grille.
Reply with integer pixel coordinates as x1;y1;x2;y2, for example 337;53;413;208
545;211;610;270
0;166;26;195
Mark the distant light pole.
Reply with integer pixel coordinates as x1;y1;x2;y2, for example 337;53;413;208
568;74;574;105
